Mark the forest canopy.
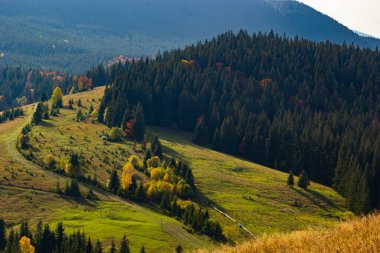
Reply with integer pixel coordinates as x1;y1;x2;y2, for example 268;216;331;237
94;31;380;214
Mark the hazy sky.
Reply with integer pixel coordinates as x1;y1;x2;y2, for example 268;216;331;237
297;0;380;38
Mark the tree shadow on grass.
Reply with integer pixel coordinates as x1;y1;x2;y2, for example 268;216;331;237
60;194;98;208
305;188;343;211
290;187;329;211
39;120;55;128
161;145;191;165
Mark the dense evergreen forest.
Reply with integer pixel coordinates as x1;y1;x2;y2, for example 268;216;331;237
0;66;93;110
93;31;380;214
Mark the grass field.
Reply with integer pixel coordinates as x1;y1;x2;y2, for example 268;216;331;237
2;86;353;251
0;87;214;252
195;213;380;253
152;127;353;242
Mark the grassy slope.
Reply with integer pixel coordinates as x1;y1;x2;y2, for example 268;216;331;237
151;127;353;242
0;87;213;252
195;213;380;253
17;87;352;249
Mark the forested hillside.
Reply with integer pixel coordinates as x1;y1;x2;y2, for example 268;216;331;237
0;66;97;110
1;0;379;71
95;31;380;214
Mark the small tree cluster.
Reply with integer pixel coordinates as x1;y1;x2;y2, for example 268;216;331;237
0;107;23;124
183;204;224;241
64;153;83;178
0;220;113;253
18;124;32;149
64;179;81;197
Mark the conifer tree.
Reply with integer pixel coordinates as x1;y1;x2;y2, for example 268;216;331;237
298;170;310;189
109;239;116;253
287;170;295;186
55;222;64;252
176;245;183;253
86;237;93;253
134;102;146;142
135;182;145;201
193;116;209;145
108;170;120;194
94;240;103;253
119;234;130;253
0;218;6;251
32;103;43;124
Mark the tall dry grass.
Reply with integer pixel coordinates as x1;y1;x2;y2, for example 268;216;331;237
196;213;380;253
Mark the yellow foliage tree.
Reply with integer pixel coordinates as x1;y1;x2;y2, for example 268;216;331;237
163;173;170;182
51;86;63;108
20;236;35;253
147;183;155;199
128;155;143;170
150;168;165;181
145;181;174;200
121;163;135;190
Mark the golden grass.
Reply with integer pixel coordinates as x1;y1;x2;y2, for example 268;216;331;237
195;213;380;253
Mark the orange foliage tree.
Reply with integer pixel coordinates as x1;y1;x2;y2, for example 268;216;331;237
121;163;136;191
20;236;35;253
77;76;93;91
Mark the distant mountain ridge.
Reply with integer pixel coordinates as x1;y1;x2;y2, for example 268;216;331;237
0;0;378;71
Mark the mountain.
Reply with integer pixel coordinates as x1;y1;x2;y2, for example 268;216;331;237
0;0;379;71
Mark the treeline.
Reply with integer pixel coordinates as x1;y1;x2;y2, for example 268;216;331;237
93;31;380;213
0;219;153;253
0;65;95;111
0;108;24;123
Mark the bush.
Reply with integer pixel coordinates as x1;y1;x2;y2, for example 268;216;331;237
109;127;124;141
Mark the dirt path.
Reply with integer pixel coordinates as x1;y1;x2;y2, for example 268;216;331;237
212;206;256;238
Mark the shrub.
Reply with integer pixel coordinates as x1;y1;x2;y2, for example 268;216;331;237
109;127;124;141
